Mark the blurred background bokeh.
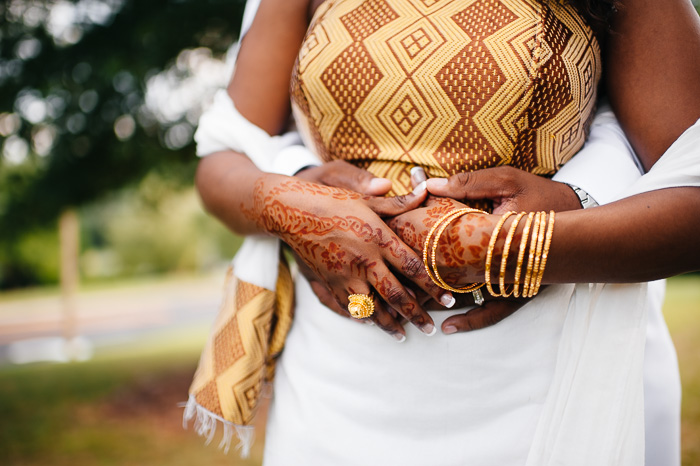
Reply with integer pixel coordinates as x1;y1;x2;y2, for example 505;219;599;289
0;1;698;465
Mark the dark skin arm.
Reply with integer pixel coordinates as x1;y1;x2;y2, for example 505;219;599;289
606;0;700;170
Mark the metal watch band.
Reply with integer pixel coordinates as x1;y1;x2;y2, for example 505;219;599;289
564;183;599;209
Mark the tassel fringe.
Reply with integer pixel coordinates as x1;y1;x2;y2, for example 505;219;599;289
181;395;255;458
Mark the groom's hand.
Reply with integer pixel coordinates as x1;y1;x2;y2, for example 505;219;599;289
426;166;583;213
296;160;394;196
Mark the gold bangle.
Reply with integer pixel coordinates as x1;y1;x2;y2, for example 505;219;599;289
527;212;547;298
523;212;543;297
485;211;516;297
528;211;549;297
513;212;535;298
422;210;456;286
499;212;526;298
423;208;486;293
423;208;471;285
531;211;555;296
431;209;484;293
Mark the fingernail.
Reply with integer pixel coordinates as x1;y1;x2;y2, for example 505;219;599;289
410;166;427;184
369;178;392;192
443;325;457;335
393;333;406;343
421;323;437;336
426;178;448;188
412;180;427;195
406;288;416;298
440;294;456;308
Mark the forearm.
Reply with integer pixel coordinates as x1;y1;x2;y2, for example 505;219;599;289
544;187;700;283
432;187;700;286
195;150;284;236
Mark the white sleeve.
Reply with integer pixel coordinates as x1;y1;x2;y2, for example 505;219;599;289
552;103;644;206
194;0;321;177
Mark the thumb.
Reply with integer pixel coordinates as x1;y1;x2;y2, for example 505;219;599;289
442;300;525;333
324;160;392;196
426;167;515;202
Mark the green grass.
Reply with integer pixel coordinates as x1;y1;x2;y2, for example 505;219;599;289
0;327;265;466
664;275;700;466
0;274;698;465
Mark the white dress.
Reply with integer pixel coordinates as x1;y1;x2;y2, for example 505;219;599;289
264;278;571;465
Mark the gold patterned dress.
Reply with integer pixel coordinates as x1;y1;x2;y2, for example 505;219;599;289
291;0;600;194
264;1;605;464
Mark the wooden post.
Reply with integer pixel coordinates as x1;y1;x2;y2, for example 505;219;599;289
59;209;79;345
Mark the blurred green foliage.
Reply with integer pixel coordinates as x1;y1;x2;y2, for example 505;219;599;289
0;0;246;288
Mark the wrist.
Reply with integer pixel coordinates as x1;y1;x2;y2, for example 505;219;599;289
433;212;492;285
560;182;599;210
254;173;293;236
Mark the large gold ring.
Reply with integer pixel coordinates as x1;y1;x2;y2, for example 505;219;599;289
348;294;375;319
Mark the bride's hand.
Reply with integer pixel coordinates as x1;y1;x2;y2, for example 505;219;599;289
248;174;454;340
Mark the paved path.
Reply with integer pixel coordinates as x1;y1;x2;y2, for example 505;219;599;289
0;272;224;362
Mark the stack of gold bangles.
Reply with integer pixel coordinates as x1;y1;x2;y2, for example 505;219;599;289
422;209;556;303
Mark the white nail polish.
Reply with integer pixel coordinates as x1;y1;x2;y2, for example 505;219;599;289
440;294;456;308
412;180;427;195
422;324;437;336
394;333;406;343
410;166;427;184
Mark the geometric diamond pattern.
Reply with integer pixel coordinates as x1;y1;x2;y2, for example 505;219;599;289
291;0;602;194
379;79;436;153
388;18;446;73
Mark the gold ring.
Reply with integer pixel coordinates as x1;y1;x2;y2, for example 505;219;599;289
348;294;375;319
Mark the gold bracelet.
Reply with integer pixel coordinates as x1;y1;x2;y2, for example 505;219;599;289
431;209;478;292
512;212;535;298
522;212;543;297
431;209;486;293
499;212;526;298
423;208;486;293
485;211;516;297
422;209;460;286
531;211;556;296
423;208;473;284
527;211;549;297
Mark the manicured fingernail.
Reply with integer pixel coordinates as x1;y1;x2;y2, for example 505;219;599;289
426;178;448;188
412;180;427;195
405;288;416;298
410;166;427;184
421;323;436;336
393;333;406;343
369;178;391;191
443;325;457;335
440;294;456;308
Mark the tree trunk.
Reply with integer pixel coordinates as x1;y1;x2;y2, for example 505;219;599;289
59;209;79;343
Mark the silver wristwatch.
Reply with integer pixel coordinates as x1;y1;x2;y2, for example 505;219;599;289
564;183;599;209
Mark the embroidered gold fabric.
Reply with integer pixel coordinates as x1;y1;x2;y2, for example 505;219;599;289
291;0;601;194
189;257;294;426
